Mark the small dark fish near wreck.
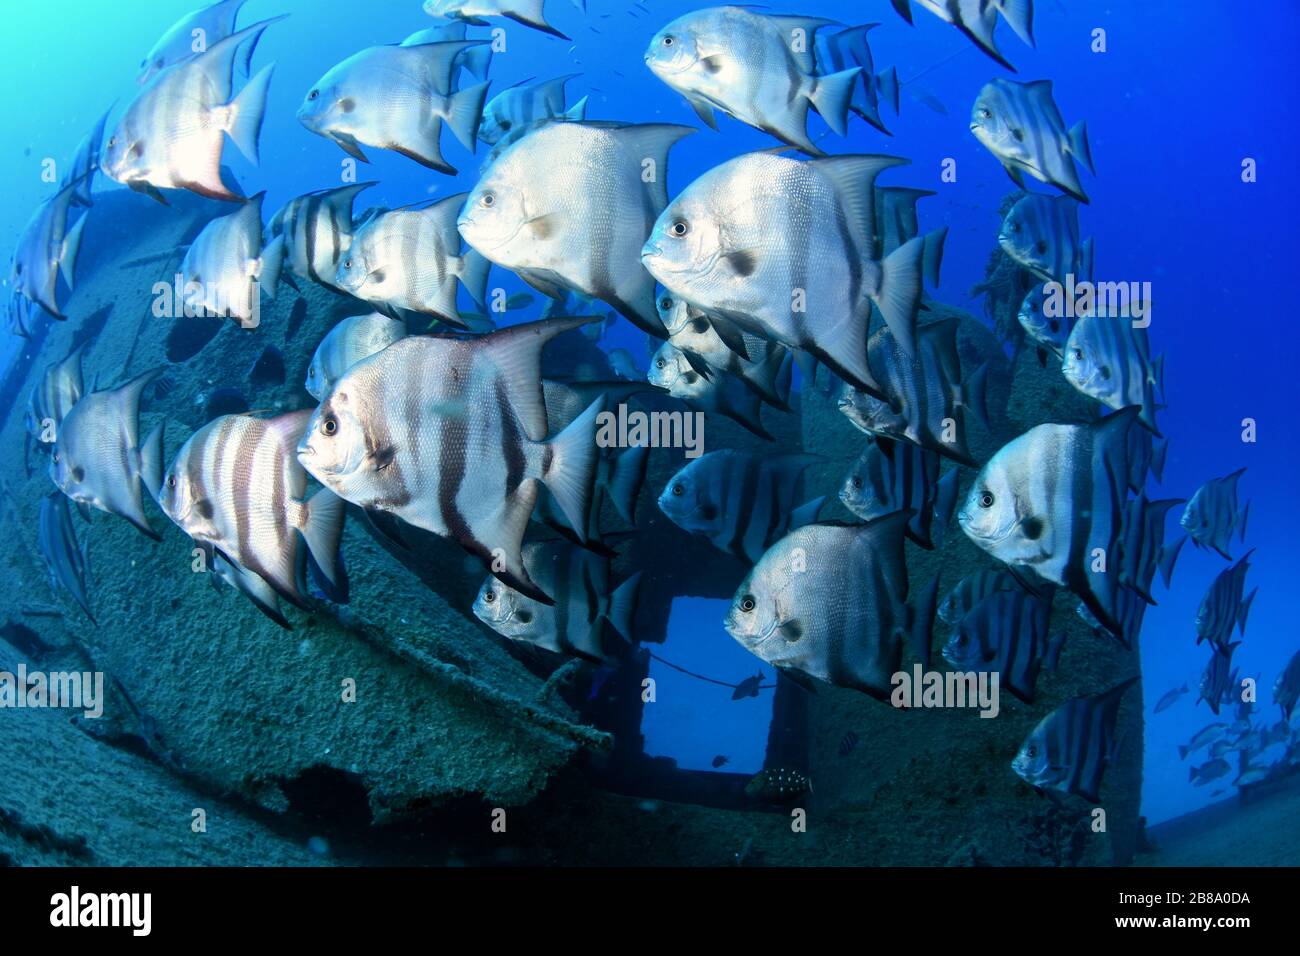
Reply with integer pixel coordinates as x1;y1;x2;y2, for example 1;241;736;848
1180;468;1249;560
1012;677;1137;802
248;345;286;387
745;767;811;805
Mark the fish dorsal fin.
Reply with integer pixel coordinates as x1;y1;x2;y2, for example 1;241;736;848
763;15;841;74
809;155;909;259
605;123;696;210
321;181;377;218
396;39;485;94
112;367;165;454
482;316;601;441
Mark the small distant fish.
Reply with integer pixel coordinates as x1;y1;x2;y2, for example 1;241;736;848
840;436;958;551
50;369;165;541
103;19;283;203
1178;723;1228;760
1190;758;1231;786
1017;283;1075;363
268;183;376;294
1198;641;1240;716
137;0;251;84
158;411;346;628
648;341;775;440
970;77;1094;203
297;39;490;174
249;346;286;387
732;671;764;700
1274;650;1300;722
658;450;823;564
645;7;860;154
939;568;1019;626
711;755;730;768
838;731;860;758
180;193;285;327
658;295;793;408
1117;495;1184;603
306;313;408;403
1063;315;1162;434
337;197;489;330
943;583;1063;703
505;293;536;311
25;340;88;443
744;767;811;804
472;540;640;661
998;193;1092;284
959;410;1139;645
479;75;579;151
1181;468;1249;560
62;108;112;207
461;120;690;337
1012;677;1136;802
1153;683;1189;714
726;513;935;700
1195;551;1256;649
837;318;987;467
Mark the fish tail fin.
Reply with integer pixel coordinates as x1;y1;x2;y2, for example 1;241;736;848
889;0;913;24
789;495;825;530
1151;435;1169;483
604;444;649;525
922;225;947;289
605;571;642;642
807;67;861;138
963;361;991;430
59;213;88;290
998;0;1036;47
299;488;346;589
1157;534;1186;589
457;248;492;312
875;67;900;115
872;234;924;358
462;44;493;82
932;467;960;547
259;233;286;299
226;62;275;166
1238;499;1250;543
1068;120;1095;176
446;80;491;152
542;397;606;543
908;574;940;671
140;420;165;503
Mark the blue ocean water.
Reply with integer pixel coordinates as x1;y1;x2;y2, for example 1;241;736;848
1;0;1296;838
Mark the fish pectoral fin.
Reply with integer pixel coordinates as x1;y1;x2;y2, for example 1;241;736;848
331;133;370;164
525;213;562;241
684;93;718;129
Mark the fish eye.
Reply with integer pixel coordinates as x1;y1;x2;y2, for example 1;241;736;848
308;89;319;101
52;452;59;464
669;219;689;238
321;416;338;436
978;491;995;509
662;35;675;47
167;475;176;489
481;191;496;207
660;296;673;310
979;108;992;119
851;476;863;489
739;595;755;613
671;483;684;496
343;259;352;270
107;137;116;148
655;357;666;369
483;589;496;604
1071;347;1084;360
1027;746;1037;758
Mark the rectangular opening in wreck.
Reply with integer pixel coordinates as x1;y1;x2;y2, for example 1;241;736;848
639;597;773;776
